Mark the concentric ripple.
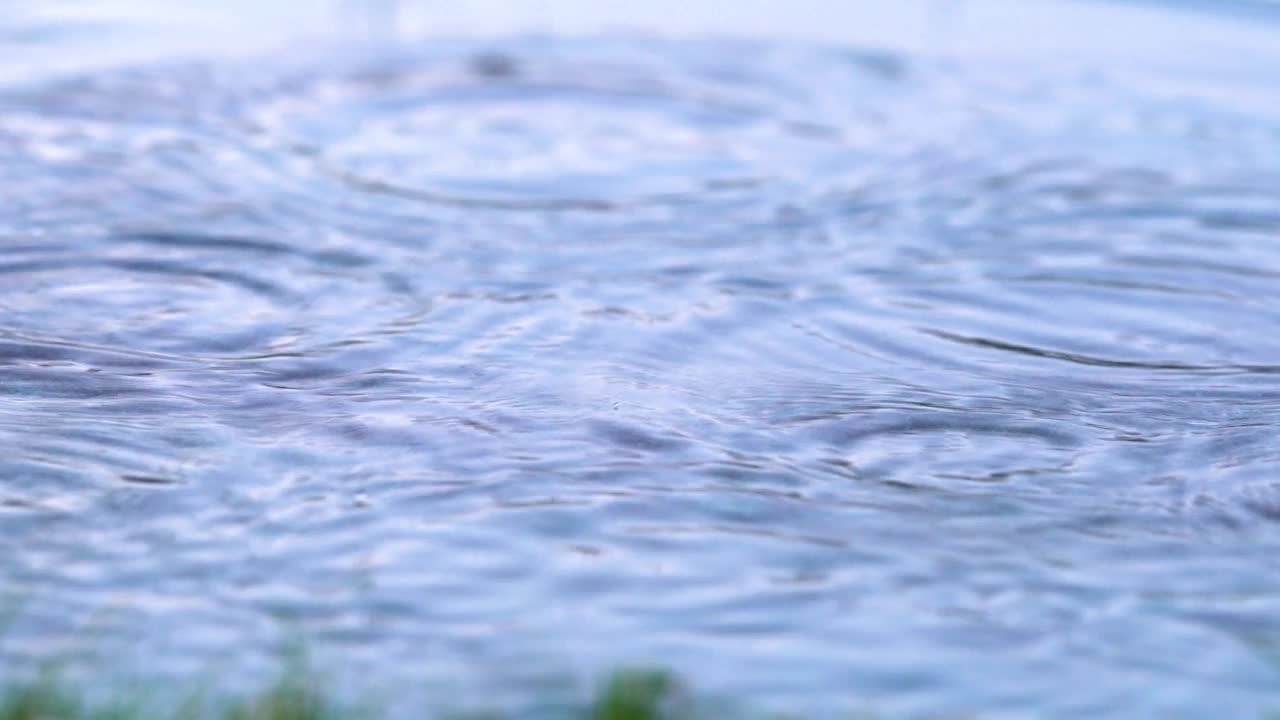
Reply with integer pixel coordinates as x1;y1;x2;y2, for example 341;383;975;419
3;18;1280;720
247;40;900;212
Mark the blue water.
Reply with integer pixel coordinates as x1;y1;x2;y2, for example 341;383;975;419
3;1;1280;717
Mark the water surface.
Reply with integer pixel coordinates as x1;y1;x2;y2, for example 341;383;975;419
3;2;1280;717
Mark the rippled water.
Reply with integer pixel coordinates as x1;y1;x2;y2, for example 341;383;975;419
4;1;1280;717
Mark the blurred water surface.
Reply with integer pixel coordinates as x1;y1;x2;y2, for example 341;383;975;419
3;1;1280;717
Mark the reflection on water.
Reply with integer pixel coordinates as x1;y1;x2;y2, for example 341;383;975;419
2;2;1280;718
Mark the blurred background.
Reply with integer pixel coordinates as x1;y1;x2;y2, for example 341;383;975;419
6;0;1280;84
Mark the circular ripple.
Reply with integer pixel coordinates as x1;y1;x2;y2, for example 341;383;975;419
250;41;897;211
0;95;425;360
0;231;410;358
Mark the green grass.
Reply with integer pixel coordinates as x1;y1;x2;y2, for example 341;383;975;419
0;666;695;720
0;657;1218;720
3;660;1268;720
222;674;340;720
0;677;81;720
588;670;682;720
